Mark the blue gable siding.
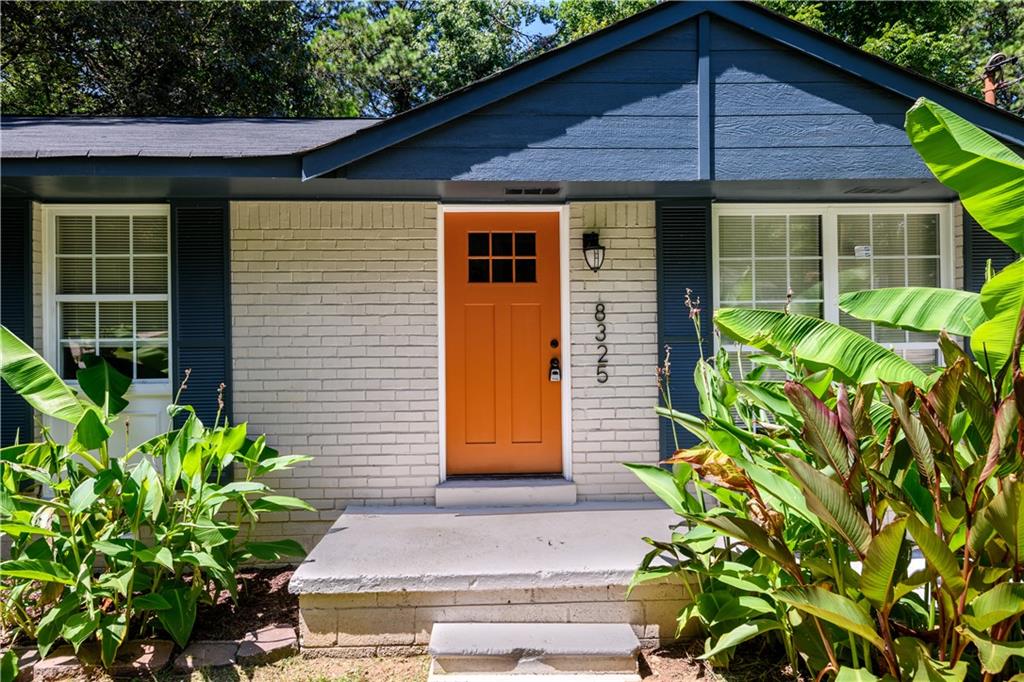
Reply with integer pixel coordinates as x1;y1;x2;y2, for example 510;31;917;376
710;18;927;181
342;12;949;183
345;21;699;182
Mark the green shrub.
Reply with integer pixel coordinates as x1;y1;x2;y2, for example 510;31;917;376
628;99;1024;680
0;327;312;666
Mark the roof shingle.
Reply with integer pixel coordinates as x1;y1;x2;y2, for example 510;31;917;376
0;116;381;159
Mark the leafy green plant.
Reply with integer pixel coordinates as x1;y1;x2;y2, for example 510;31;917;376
839;98;1024;377
634;314;1024;679
628;98;1024;680
0;326;312;666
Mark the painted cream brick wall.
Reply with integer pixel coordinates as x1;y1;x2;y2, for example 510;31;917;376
230;202;440;548
953;201;965;290
569;202;660;500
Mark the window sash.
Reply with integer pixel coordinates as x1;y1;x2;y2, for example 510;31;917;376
712;203;953;370
44;205;172;386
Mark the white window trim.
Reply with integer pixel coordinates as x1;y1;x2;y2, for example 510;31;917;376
711;202;955;355
42;204;172;396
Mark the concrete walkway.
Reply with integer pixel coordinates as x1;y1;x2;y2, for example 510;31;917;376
290;502;680;594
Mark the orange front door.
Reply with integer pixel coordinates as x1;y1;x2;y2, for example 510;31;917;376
445;212;562;475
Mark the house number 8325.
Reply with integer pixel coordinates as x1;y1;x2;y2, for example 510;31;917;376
595;303;609;383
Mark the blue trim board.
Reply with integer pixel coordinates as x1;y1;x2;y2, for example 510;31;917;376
697;13;712;181
301;1;1024;180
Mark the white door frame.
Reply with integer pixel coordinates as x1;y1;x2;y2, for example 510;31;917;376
436;204;572;482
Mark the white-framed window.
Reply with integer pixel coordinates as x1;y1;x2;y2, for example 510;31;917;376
713;203;954;371
43;205;171;388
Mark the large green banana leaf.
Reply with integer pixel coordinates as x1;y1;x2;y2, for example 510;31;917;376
971;259;1024;373
905;98;1024;256
714;308;928;386
838;287;985;337
1;325;83;424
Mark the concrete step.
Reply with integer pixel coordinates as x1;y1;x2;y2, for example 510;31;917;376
428;623;641;681
434;478;577;508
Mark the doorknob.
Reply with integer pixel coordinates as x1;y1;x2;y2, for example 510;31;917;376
549;357;561;382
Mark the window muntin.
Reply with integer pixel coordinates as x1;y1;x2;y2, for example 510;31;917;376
467;231;538;283
715;206;949;373
718;214;824;317
837;213;941;346
52;210;170;382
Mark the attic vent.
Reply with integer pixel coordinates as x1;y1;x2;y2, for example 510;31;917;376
843;186;910;195
504;187;560;196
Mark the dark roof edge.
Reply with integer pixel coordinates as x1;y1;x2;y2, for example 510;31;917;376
0;114;383;123
300;0;1024;180
713;2;1024;136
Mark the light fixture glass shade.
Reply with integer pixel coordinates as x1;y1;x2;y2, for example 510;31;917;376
582;232;605;272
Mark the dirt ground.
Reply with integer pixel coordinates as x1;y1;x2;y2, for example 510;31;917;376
54;640;803;682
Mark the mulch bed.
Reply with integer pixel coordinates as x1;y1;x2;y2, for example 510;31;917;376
641;638;807;681
191;567;297;641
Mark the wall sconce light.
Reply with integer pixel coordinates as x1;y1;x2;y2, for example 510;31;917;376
582;232;605;272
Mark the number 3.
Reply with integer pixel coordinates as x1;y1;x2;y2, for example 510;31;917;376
595;323;606;342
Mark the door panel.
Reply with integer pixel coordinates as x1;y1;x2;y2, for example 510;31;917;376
510;304;542;444
445;211;562;475
464;304;496;444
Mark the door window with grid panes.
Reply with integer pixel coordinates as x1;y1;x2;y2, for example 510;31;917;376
50;208;170;383
715;205;950;374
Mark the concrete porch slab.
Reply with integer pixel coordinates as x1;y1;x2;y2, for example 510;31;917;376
289;502;680;594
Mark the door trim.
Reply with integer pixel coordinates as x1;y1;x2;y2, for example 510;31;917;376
437;204;572;483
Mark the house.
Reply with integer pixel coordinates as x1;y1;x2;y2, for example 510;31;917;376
2;0;1021;664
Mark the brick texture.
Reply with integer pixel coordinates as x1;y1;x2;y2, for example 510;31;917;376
230;202;440;548
953;201;964;290
569;202;660;500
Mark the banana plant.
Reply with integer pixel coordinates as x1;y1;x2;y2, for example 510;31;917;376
0;325;313;667
838;98;1024;377
631;319;1024;680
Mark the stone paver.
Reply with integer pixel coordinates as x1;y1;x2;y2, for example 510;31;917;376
12;647;38;682
237;626;298;665
107;640;174;677
172;641;238;672
32;646;86;682
33;640;175;680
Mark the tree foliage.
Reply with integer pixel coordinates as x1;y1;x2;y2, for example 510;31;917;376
0;0;325;116
310;0;547;117
1;0;1021;117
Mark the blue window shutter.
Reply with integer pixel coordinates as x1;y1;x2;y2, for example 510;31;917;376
656;200;712;459
1;200;33;446
963;209;1016;293
171;202;232;428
